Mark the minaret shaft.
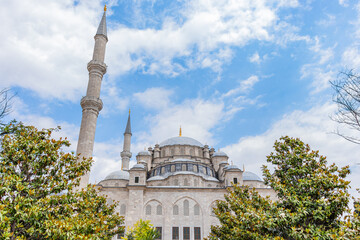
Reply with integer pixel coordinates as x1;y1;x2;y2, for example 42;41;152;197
77;11;107;189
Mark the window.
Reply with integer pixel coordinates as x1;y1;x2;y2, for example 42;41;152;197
161;167;165;175
156;168;161;175
187;164;193;171
162;149;165;157
194;179;198;187
183;200;189;216
173;205;179;215
146;205;151;215
171;165;175;172
183;227;190;240
172;227;179;240
135;176;139;183
198;149;202;157
193;165;198;172
182;164;186;171
120;204;126;215
180;147;185;155
190;148;194;156
184;178;189;186
233;177;238;184
194;204;200;215
165;165;171;173
194;227;201;240
176;163;182;171
155;227;162;240
171;148;175;155
174;179;179;186
156;205;162;215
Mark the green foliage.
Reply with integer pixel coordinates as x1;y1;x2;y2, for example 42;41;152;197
0;121;124;239
208;136;359;240
122;219;160;240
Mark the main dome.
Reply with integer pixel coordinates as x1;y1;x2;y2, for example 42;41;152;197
159;136;203;147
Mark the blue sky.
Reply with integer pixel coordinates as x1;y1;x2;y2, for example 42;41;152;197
1;0;360;198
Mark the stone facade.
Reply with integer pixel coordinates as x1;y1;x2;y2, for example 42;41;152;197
98;134;276;240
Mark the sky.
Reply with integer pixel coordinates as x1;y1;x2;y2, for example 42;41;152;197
1;0;360;199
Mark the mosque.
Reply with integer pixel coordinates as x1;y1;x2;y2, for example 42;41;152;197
75;7;276;240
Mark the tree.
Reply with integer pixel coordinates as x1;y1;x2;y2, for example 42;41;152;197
208;136;357;240
0;121;124;239
122;219;160;240
0;88;13;126
331;70;360;144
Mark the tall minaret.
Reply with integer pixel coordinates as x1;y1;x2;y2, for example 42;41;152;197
121;110;132;170
76;6;108;189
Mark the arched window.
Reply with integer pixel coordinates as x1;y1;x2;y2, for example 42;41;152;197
194;179;198;187
184;178;189;186
184;200;189;216
198;149;203;157
171;148;175;156
174;179;179;186
120;204;126;215
156;205;162;215
194;204;200;215
180;147;185;155
161;167;165;175
146;205;151;215
162;149;165;157
193;165;198;172
173;205;179;215
171;165;175;172
182;164;187;171
190;148;194;156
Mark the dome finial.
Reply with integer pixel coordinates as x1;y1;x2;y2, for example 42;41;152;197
179;126;182;137
104;4;107;12
243;164;245;171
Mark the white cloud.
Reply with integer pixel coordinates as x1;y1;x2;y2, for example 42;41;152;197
249;52;261;64
222;75;259;98
223;102;360;199
339;0;349;7
342;47;360;71
0;0;108;101
133;87;173;110
107;0;302;77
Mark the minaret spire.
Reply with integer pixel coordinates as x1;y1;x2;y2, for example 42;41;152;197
76;7;108;189
121;110;132;170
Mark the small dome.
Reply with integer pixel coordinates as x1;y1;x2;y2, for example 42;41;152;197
243;171;262;181
224;165;240;170
137;151;151;156
131;164;146;170
212;151;228;157
105;170;129;181
159;136;203;147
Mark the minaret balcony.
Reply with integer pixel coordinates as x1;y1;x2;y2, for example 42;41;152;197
87;60;107;75
80;96;103;112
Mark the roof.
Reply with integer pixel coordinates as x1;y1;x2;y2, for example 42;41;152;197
212;151;228;157
131;164;146;170
104;170;129;181
224;164;241;171
96;11;107;38
243;171;262;181
124;113;131;134
159;136;203;147
137;150;151;156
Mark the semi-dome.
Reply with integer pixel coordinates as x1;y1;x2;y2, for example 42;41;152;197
243;171;262;181
137;150;151;156
105;170;129;181
159;136;203;147
212;151;228;157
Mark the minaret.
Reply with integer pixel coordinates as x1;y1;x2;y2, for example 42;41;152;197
76;6;108;189
121;110;132;170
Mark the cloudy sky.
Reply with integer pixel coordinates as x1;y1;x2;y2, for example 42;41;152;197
1;0;360;199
